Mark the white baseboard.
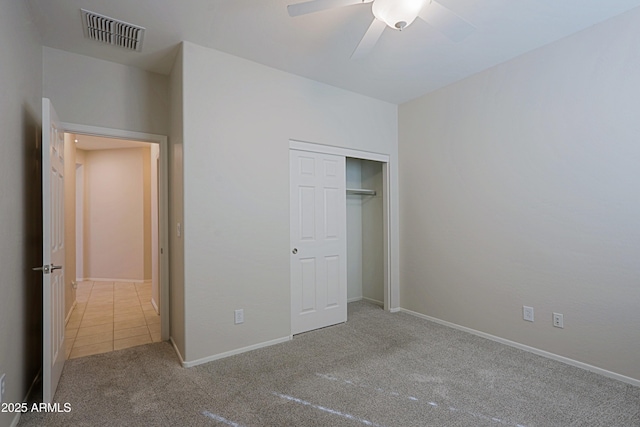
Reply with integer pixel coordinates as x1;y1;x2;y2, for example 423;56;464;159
11;369;42;427
399;308;640;388
362;297;384;307
179;336;292;368
389;307;401;313
170;337;186;366
347;296;384;307
151;298;159;314
65;300;77;326
84;277;145;283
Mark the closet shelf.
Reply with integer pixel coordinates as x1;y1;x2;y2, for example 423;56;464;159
346;188;376;196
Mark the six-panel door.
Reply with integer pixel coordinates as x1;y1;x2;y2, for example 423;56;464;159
290;149;347;335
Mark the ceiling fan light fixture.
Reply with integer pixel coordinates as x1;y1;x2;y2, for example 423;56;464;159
372;0;427;30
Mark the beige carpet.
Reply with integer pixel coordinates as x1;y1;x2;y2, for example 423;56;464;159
19;302;640;426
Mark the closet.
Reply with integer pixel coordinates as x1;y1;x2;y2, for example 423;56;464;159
346;158;384;306
290;144;391;335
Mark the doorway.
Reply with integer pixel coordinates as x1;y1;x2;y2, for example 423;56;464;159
39;100;170;402
60;125;169;358
62;123;169;362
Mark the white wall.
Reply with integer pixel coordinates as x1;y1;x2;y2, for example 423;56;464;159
180;42;398;363
84;148;149;282
399;7;640;381
42;47;169;136
0;1;43;426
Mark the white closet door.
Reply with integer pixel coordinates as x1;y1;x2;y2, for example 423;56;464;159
290;149;347;335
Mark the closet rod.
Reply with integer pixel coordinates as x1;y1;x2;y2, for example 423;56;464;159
346;188;376;196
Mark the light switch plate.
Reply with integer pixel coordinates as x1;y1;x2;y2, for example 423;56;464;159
234;309;244;324
523;306;534;322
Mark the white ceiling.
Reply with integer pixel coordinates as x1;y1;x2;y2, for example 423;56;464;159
27;0;640;104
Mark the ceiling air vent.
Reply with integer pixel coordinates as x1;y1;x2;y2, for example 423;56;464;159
81;9;145;52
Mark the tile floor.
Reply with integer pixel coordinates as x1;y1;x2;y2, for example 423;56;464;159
65;281;162;359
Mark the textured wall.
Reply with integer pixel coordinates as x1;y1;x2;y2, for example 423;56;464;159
181;42;398;362
43;47;169;136
84;148;148;281
399;7;640;381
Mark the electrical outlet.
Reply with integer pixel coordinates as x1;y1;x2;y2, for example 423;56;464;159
1;373;6;404
553;313;564;328
523;306;534;322
234;309;244;325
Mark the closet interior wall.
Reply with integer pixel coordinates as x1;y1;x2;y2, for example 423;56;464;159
346;158;384;306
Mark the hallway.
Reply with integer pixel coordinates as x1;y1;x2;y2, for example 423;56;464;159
65;281;162;359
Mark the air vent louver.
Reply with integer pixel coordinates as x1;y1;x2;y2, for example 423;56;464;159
81;9;145;52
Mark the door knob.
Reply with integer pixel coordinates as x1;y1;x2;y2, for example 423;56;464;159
292;248;298;254
32;263;62;274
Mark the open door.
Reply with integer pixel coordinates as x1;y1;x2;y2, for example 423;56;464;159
34;98;66;403
290;149;347;335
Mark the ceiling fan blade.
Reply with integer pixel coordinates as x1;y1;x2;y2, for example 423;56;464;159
351;18;386;59
288;0;372;17
418;1;475;42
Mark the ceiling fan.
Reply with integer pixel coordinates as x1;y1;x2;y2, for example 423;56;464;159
287;0;475;58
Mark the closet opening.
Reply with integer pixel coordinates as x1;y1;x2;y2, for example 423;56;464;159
346;158;385;308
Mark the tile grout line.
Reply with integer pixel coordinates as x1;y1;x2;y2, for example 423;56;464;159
139;283;152;342
137;281;153;342
76;280;111;356
69;280;94;358
69;280;159;358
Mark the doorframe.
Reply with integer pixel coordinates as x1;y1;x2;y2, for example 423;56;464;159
63;122;170;341
289;140;394;312
75;163;84;281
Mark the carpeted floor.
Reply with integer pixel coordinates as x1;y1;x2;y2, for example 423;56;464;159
18;302;640;426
